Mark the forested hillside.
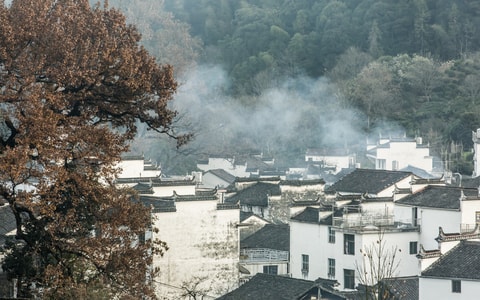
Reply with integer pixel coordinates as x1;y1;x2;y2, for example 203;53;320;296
109;0;480;174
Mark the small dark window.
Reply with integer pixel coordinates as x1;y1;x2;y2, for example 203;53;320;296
409;241;418;254
452;280;461;293
344;234;355;255
263;265;278;275
344;269;355;289
328;227;335;243
302;254;309;277
328;258;335;278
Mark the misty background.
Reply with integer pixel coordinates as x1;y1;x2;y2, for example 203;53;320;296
105;0;480;175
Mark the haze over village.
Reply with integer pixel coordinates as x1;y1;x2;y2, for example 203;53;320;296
2;1;480;300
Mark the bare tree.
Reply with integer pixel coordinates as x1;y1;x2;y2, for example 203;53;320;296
355;229;401;300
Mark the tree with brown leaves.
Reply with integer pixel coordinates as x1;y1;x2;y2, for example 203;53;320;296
0;0;189;298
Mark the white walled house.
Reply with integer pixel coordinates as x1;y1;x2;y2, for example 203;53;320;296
420;240;480;300
115;155;240;299
367;137;435;175
290;204;420;291
305;148;356;174
116;155;161;178
239;224;289;283
326;168;414;199
201;169;236;188
149;190;240;299
394;185;480;250
197;154;282;179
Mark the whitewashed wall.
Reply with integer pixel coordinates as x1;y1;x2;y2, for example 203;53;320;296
290;219;420;290
375;141;432;173
419;277;480;300
152;200;239;299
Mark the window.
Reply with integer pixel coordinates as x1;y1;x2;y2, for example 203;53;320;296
409;241;418;254
328;227;335;243
452;280;461;293
301;254;309;277
412;207;418;226
344;234;355;255
263;265;278;275
377;159;386;170
328;258;335;278
344;269;355;289
392;160;399;170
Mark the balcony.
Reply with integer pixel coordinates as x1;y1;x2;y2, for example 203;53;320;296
240;248;289;263
333;214;420;232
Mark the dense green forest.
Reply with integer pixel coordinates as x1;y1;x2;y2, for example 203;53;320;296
108;0;480;174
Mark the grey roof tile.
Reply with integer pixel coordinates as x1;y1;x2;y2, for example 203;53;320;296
380;276;419;300
395;186;477;210
422;240;480;280
216;273;316;300
204;169;236;184
326;169;411;195
241;224;289;251
226;182;281;207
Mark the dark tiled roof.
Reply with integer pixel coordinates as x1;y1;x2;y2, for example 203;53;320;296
226;182;281;207
461;176;480;189
140;196;176;213
326;169;411;195
291;207;319;223
241;224;289;251
216;273;316;300
280;179;326;186
400;165;435;179
0;205;17;245
204;169;236;184
380;276;419;300
422;240;480;280
395;185;476;210
132;182;154;194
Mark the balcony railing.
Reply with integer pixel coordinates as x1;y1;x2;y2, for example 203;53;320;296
333;215;420;232
240;248;289;262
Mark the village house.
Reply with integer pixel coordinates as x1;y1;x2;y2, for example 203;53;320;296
114;156;240;299
290;203;420;290
289;169;423;290
197;153;284;179
393;185;480;249
305;148;357;175
366;136;437;176
418;227;480;300
224;177;326;225
217;273;319;300
238;224;289;283
201;168;236;188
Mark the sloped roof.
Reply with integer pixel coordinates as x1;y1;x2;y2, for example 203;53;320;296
422;240;480;280
139;196;176;213
400;165;435;179
216;273;316;300
395;185;477;210
225;182;281;207
326;169;411;195
132;182;154;194
204;169;236;184
241;224;289;251
291;206;319;223
380;276;418;300
461;176;480;189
